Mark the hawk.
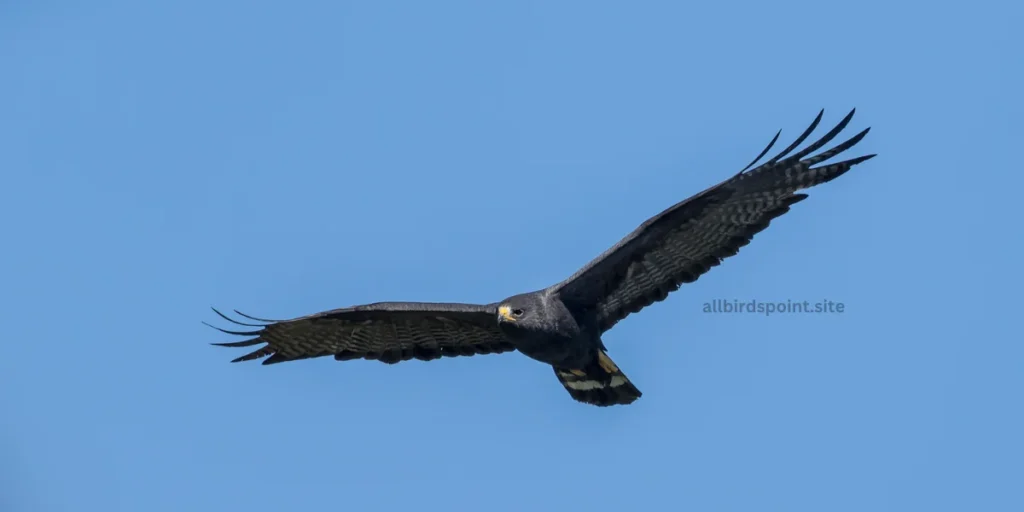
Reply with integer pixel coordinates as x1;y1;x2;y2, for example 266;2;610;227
208;109;875;407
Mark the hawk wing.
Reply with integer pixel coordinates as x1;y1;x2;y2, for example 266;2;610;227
550;109;875;332
207;302;515;365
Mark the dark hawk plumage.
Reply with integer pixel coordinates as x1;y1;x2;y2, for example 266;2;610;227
207;109;876;407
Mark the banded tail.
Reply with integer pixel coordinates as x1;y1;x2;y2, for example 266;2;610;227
553;350;642;406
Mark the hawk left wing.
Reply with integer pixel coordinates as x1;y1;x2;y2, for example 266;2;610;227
551;109;875;332
207;302;515;365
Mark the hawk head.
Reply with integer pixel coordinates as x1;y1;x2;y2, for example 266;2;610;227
495;292;564;337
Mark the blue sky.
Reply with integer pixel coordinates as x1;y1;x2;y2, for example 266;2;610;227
1;1;1021;511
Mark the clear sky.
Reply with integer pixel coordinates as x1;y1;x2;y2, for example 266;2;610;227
1;1;1021;511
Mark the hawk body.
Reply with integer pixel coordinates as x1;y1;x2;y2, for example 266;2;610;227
495;291;592;369
208;109;876;407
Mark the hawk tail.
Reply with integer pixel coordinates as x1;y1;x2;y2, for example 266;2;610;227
554;351;642;407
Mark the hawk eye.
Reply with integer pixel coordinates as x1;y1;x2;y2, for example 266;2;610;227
512;308;524;316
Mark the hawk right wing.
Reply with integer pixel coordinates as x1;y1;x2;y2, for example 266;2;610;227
207;302;515;365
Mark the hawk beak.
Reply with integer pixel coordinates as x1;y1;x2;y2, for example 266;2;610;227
498;306;515;323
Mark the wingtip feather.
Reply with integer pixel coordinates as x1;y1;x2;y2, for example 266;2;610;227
210;307;266;327
739;128;782;174
761;109;825;167
233;310;282;323
211;338;264;348
202;321;263;336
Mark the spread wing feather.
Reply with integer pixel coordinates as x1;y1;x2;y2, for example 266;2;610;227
551;109;875;332
207;302;515;365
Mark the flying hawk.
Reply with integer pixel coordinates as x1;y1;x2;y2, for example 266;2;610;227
208;109;875;407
